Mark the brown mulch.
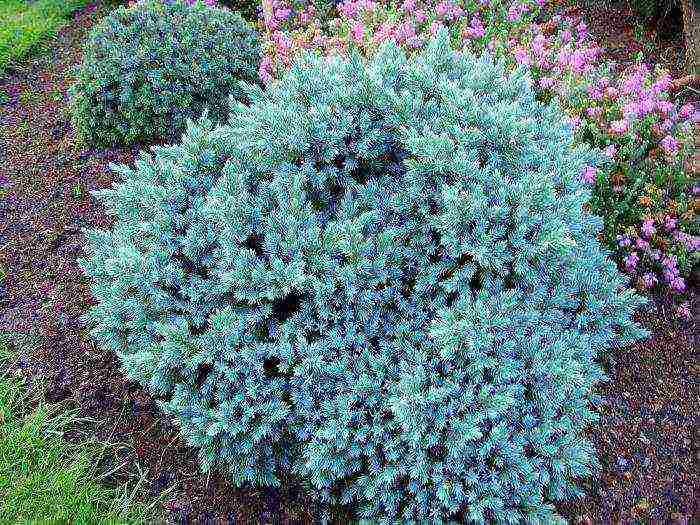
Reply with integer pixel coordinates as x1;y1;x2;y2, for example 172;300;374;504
0;2;698;524
576;1;686;78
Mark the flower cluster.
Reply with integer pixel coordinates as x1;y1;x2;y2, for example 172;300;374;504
259;0;541;81
612;181;698;318
260;0;699;315
128;0;216;6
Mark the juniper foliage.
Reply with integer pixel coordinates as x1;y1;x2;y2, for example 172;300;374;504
70;0;260;146
81;33;646;522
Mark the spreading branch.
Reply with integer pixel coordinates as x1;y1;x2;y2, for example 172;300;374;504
671;74;700;91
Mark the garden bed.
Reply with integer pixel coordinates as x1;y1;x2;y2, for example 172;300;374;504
0;1;697;523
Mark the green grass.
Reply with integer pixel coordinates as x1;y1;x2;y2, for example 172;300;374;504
0;336;162;523
0;0;90;74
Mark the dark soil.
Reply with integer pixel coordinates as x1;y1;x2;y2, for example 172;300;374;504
0;2;697;524
576;1;687;77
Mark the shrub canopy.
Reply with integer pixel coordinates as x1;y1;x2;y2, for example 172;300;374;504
82;33;646;522
70;0;260;146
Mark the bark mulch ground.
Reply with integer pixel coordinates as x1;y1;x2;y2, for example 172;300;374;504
0;2;698;524
576;1;687;79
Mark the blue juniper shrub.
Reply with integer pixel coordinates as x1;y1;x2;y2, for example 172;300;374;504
70;0;260;146
81;32;647;522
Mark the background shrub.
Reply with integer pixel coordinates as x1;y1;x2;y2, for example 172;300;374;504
218;0;260;20
82;34;646;522
626;0;680;19
70;0;260;146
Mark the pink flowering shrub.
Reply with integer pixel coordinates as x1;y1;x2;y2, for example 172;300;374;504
260;0;699;315
129;0;217;6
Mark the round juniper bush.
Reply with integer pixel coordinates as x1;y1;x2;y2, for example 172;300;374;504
70;0;260;146
81;32;647;522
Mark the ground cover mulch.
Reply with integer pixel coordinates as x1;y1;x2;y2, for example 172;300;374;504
0;2;698;523
576;1;687;79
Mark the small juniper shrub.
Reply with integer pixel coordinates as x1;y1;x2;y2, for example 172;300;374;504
70;0;260;146
82;34;648;522
127;0;261;20
261;0;699;316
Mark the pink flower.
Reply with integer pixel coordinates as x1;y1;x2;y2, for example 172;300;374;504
622;66;648;95
273;31;292;56
650;73;671;94
259;55;273;84
674;233;700;251
622;101;640;118
464;15;485;38
372;22;394;44
624;252;639;271
429;20;443;35
581;166;596;184
610;119;628;134
507;3;525;22
539;77;555;89
587;85;603;100
640;272;657;289
678;103;694;119
664;216;677;231
274;7;291;19
435;1;450;18
338;0;358;17
670;277;686;293
557;48;572;67
570;50;589;73
656;100;674;115
604;144;617;157
637;97;655;116
660;135;679;156
362;0;376;11
513;47;530;66
531;34;546;57
635;238;650;250
401;0;416;12
617;235;632;248
677;302;691;319
662;254;678;270
641;218;655;238
351;20;365;43
415;9;427;22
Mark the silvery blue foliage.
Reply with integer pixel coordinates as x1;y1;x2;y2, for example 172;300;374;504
81;32;646;522
70;0;260;146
